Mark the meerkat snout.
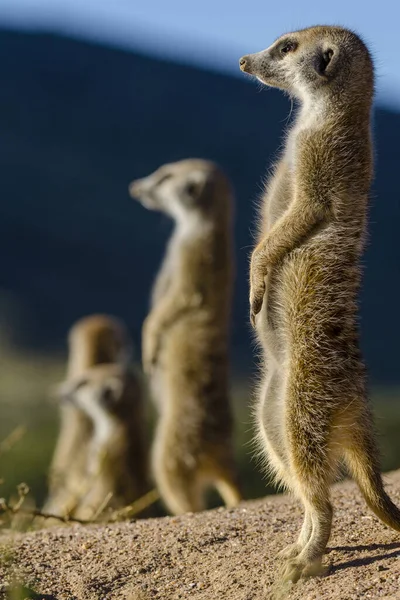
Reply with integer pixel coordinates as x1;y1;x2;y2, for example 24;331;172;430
129;180;140;197
239;56;249;71
129;179;148;201
129;176;161;211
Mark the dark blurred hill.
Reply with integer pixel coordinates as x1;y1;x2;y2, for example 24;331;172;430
0;28;399;383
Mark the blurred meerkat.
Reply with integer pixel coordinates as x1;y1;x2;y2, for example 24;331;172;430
129;159;241;515
57;362;149;521
44;314;132;517
240;26;400;589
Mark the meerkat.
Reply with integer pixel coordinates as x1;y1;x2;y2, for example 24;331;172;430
129;159;241;515
239;26;400;588
44;314;132;517
56;362;150;521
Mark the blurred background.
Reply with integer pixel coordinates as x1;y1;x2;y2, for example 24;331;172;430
0;0;399;507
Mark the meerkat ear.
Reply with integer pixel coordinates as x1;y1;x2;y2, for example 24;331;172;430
315;47;335;76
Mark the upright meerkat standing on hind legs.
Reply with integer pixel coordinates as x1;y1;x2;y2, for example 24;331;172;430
129;159;241;515
44;314;144;518
240;26;400;589
57;361;150;521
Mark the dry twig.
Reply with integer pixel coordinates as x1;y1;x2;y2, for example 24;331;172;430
0;426;27;456
0;487;160;527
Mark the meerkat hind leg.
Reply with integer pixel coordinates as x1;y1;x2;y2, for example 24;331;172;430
277;510;313;560
155;466;205;515
279;494;332;584
272;499;330;600
260;366;316;559
278;399;337;583
278;450;334;585
214;477;241;508
211;462;242;508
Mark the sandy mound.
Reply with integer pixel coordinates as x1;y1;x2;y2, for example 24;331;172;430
2;472;400;599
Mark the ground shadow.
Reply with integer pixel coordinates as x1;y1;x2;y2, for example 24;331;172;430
327;541;400;573
10;586;58;600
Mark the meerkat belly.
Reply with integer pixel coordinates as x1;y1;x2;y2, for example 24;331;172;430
277;231;362;379
257;231;362;473
257;273;289;467
258;268;286;354
156;314;228;415
160;309;226;362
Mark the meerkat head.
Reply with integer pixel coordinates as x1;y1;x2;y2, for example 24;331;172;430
239;26;373;102
129;159;227;221
55;364;127;420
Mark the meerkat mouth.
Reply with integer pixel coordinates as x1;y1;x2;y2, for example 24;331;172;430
139;195;159;210
129;183;159;210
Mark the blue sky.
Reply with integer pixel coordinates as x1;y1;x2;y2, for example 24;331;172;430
1;0;399;108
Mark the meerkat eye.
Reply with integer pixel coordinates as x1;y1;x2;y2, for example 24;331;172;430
280;41;297;55
184;177;205;202
156;173;172;186
186;181;199;197
76;378;89;389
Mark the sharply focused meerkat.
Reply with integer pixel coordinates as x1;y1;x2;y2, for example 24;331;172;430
129;159;241;514
239;26;400;588
44;314;133;517
56;362;149;520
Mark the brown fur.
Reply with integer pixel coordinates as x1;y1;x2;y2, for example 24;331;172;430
44;314;133;517
240;25;400;591
59;362;150;520
129;159;241;514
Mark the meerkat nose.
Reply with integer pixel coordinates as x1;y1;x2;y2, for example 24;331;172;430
129;180;141;198
239;56;249;72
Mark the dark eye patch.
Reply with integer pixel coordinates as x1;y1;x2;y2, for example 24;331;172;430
279;40;297;55
186;181;199;197
156;173;172;186
74;377;88;391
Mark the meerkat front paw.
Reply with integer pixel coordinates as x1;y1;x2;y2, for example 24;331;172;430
249;273;266;327
249;247;269;326
249;285;265;327
142;319;161;374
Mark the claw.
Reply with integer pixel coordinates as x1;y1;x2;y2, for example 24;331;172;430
249;288;264;328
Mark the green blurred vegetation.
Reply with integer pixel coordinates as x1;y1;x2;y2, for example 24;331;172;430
1;340;400;510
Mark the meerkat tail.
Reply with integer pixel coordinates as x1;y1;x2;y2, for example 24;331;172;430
344;430;400;532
